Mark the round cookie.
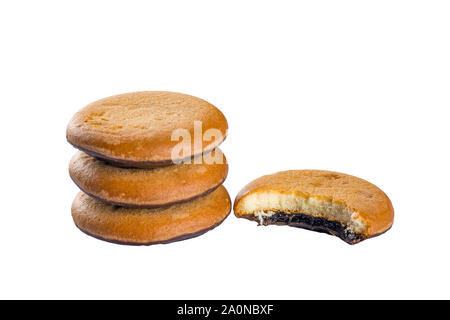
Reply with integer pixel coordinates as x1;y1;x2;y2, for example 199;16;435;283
66;91;228;167
69;150;228;208
234;170;394;244
72;186;231;245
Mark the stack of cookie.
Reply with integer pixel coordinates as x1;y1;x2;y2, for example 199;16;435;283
66;91;231;245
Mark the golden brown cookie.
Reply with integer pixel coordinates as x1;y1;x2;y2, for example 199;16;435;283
72;186;231;245
234;170;394;244
66;91;228;167
69;150;228;208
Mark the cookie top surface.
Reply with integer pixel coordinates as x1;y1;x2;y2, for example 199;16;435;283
72;186;231;245
66;91;228;165
234;170;394;236
69;150;228;207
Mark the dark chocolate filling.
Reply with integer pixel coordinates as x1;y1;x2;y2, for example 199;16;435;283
246;212;365;244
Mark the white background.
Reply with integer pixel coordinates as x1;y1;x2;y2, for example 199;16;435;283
1;1;449;299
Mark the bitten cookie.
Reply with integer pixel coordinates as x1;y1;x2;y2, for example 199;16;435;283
72;186;231;245
66;91;228;167
234;170;394;244
69;150;228;207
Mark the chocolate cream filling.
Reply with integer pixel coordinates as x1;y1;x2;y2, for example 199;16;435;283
244;212;365;244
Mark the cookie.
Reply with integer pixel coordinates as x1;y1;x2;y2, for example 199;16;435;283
234;170;394;244
66;91;228;167
69;150;228;207
72;186;231;245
